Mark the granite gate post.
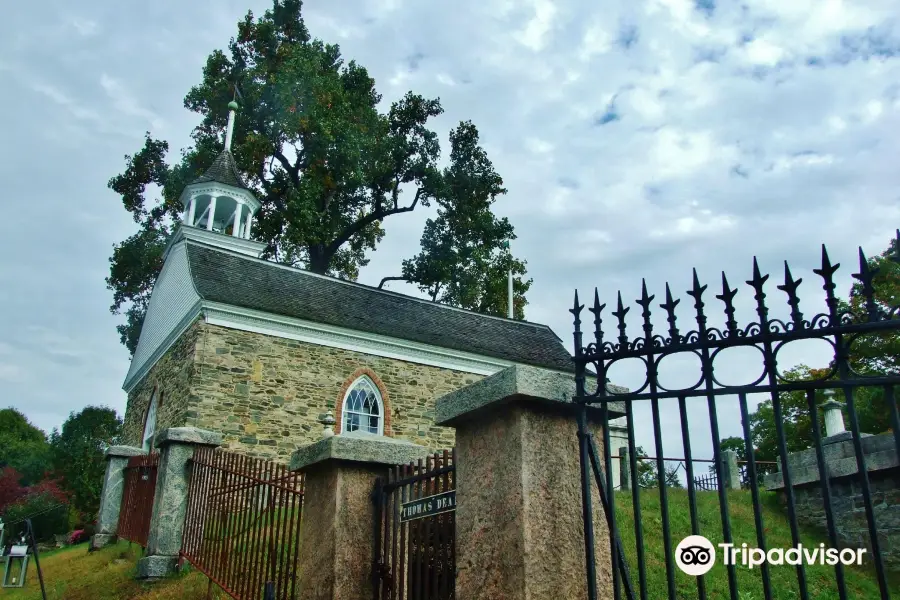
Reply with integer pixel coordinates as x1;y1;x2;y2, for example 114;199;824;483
435;365;625;600
90;445;145;551
136;427;222;579
290;433;430;600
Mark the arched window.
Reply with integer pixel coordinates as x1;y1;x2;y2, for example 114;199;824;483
142;390;160;451
341;376;383;435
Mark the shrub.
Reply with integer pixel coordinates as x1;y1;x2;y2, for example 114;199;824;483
2;487;69;543
67;529;87;545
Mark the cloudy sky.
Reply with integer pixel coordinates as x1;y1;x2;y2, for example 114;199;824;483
2;0;899;462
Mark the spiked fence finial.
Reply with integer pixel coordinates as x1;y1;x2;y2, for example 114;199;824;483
589;288;606;349
716;272;738;336
660;282;681;342
637;279;655;339
687;268;708;330
612;291;630;347
813;244;840;321
570;290;585;352
747;257;770;326
777;261;804;328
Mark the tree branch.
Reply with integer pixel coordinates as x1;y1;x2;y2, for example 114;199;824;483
273;151;300;188
377;276;407;289
324;187;426;257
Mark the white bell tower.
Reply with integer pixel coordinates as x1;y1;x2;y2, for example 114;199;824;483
177;100;261;244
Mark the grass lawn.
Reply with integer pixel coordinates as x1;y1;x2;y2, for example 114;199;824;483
613;488;900;599
0;542;229;600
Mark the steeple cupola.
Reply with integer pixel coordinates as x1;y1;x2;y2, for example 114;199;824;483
178;101;260;240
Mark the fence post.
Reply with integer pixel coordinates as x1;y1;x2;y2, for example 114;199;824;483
90;445;145;551
290;433;429;600
435;365;622;600
136;427;222;580
723;449;741;490
619;446;631;491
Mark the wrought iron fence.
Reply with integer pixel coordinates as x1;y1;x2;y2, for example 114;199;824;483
571;234;900;600
180;447;304;600
372;449;456;600
118;453;159;547
693;473;718;492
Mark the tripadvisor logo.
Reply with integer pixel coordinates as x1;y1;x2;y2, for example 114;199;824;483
675;535;866;576
676;535;716;576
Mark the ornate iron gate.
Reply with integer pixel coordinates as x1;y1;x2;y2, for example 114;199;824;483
571;234;900;600
372;449;456;600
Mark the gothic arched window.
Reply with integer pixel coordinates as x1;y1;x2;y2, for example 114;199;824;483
341;376;383;435
142;390;160;451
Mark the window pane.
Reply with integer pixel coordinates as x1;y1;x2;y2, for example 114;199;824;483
347;389;362;411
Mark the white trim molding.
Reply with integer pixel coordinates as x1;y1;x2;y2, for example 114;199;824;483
164;225;266;259
202;302;523;376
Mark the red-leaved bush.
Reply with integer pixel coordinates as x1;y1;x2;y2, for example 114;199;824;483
0;467;28;513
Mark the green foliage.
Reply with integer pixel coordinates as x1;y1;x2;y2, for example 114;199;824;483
107;0;529;354
633;446;683;489
49;407;122;519
748;365;833;475
398;121;532;317
1;492;70;543
0;409;52;486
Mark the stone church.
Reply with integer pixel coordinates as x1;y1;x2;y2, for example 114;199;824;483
120;103;577;462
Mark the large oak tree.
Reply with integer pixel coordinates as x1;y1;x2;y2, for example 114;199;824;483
107;0;530;354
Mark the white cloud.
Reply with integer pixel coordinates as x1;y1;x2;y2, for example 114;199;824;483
514;0;558;51
100;73;165;129
70;17;99;37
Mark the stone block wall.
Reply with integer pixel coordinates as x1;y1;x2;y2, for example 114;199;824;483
790;469;900;568
122;321;203;447
765;433;900;570
181;322;482;461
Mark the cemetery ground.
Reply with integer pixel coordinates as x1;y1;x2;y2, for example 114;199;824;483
0;490;894;599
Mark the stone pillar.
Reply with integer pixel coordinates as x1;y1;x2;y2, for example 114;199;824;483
619;446;631;491
90;445;145;551
290;433;429;600
823;396;847;439
435;365;625;600
136;427;222;580
722;449;741;490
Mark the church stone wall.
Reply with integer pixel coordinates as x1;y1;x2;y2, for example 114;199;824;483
182;321;482;462
122;320;202;447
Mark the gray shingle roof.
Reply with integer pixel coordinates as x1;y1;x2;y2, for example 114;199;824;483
184;242;575;372
191;150;248;189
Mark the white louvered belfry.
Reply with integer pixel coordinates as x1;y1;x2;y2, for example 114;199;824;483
179;100;261;240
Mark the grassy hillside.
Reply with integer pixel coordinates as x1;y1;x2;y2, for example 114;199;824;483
0;490;895;600
613;488;898;599
0;543;226;600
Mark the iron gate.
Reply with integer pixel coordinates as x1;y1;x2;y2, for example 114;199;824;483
372;449;456;600
571;234;900;600
118;452;159;547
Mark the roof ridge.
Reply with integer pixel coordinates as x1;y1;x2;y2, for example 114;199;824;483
182;238;561;334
